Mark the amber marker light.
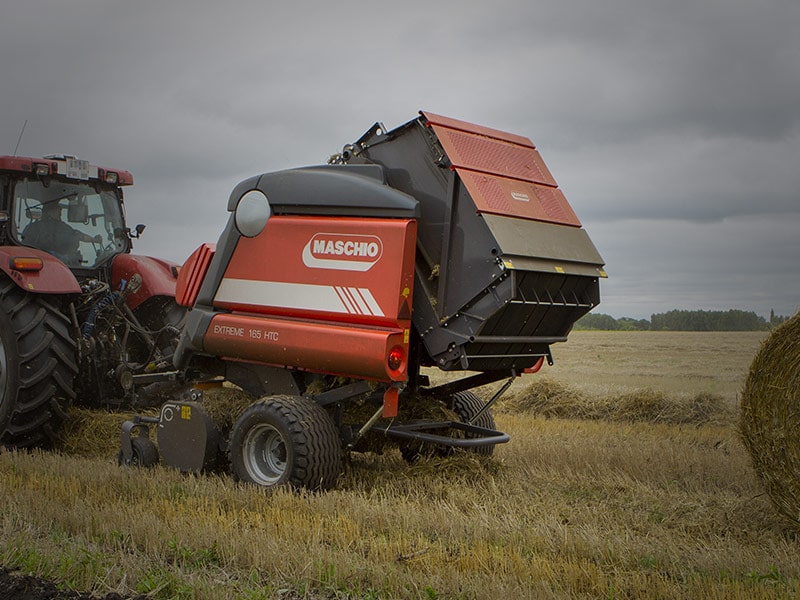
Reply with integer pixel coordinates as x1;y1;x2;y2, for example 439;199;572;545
10;257;44;271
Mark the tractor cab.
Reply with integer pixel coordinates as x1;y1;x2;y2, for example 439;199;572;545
1;155;136;270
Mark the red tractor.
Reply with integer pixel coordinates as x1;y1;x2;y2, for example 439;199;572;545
0;154;183;447
119;112;607;490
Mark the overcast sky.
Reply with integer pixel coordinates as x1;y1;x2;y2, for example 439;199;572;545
2;0;798;320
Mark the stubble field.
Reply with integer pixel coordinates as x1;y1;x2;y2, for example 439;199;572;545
2;330;798;599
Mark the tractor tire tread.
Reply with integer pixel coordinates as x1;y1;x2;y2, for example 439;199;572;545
0;275;77;448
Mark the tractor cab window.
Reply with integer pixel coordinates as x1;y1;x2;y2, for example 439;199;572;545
11;177;129;268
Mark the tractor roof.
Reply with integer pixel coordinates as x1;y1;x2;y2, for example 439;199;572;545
0;154;133;185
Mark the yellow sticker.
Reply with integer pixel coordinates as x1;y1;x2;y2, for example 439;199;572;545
598;269;608;278
403;329;410;344
401;286;410;298
554;266;565;273
181;405;191;420
503;260;514;269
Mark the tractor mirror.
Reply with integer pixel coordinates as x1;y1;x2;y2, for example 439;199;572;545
126;224;146;239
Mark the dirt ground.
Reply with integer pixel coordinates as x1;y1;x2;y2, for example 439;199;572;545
0;568;146;600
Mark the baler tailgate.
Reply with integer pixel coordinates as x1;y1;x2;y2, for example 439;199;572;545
347;111;605;372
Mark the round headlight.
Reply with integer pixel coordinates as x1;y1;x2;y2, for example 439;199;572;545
234;190;271;238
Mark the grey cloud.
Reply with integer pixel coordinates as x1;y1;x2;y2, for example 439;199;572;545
590;215;800;319
1;0;797;320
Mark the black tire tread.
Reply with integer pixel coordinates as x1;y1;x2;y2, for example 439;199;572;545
451;390;496;457
0;276;77;447
229;395;342;491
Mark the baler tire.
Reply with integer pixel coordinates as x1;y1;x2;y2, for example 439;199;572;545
228;395;342;491
399;390;497;462
0;276;77;448
118;436;160;468
451;390;496;457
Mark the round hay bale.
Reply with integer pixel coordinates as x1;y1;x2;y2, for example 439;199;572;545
740;312;800;526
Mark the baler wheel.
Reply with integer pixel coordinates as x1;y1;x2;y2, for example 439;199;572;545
228;395;342;491
450;391;496;457
118;436;160;468
399;390;497;461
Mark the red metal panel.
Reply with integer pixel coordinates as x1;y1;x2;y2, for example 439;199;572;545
421;111;535;148
214;216;416;329
457;169;581;227
112;254;178;309
0;247;80;293
420;112;581;227
430;124;558;188
176;243;216;307
0;155;133;185
203;313;407;382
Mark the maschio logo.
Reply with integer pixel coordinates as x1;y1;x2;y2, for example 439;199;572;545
510;191;530;202
302;233;383;271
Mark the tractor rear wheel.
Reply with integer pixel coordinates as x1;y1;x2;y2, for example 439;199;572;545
228;395;342;491
0;276;78;447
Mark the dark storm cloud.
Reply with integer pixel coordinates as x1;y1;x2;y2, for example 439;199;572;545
479;0;800;141
1;0;797;319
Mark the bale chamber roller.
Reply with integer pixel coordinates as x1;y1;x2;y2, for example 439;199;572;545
339;111;607;373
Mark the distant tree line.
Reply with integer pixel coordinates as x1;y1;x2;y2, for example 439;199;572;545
575;309;791;331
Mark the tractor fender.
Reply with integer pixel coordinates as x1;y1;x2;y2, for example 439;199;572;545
112;254;179;310
0;247;81;294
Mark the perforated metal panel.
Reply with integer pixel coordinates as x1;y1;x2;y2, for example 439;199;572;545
422;112;580;227
457;170;581;226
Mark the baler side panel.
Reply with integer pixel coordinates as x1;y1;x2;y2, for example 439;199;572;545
213;216;416;329
203;313;407;382
175;243;216;307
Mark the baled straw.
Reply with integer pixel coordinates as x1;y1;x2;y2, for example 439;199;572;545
740;312;800;525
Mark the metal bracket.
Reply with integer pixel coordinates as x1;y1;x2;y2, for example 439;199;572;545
468;371;516;425
371;421;510;449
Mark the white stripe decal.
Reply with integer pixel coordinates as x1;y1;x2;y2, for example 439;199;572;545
349;287;370;315
334;286;357;314
215;278;385;317
359;288;383;316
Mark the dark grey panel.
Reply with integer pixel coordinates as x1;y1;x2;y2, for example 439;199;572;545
482;213;605;274
227;164;419;218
